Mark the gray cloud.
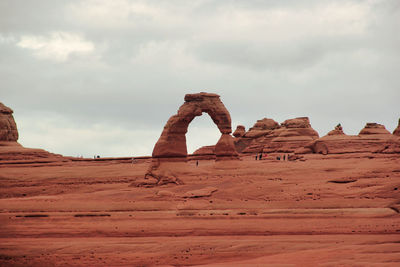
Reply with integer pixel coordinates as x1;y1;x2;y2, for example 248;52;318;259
1;0;399;156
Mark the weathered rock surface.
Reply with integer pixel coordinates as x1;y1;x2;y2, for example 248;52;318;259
243;118;280;139
327;123;345;136
233;125;246;138
240;117;319;153
297;121;400;155
1;150;399;266
152;92;238;161
0;103;68;163
393;119;400;136
182;187;218;198
359;122;391;135
0;102;18;141
193;145;215;156
214;133;239;160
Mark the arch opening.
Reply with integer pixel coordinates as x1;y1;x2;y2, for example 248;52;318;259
186;113;221;154
152;92;238;161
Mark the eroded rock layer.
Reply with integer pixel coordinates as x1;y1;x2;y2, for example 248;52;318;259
0;102;18;141
298;122;400;155
238;117;319;153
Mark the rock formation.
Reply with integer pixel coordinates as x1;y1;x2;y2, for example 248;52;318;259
243;118;280;139
233;125;246;138
238;117;319;153
327;123;345;136
392;119;400;136
0;102;67;163
194;117;321;154
152;92;238;161
297;121;400;155
0;102;18;141
359;123;391;135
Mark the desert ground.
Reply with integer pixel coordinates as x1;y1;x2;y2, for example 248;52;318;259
1;152;399;266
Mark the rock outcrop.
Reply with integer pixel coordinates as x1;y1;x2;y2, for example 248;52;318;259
233;125;245;138
359;123;391;135
0;102;18;141
152;92;238;161
297;121;400;155
392;119;400;136
238;117;319;153
243;118;280;139
0;102;68;163
327;124;345;136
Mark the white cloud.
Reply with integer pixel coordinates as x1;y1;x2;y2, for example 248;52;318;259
17;31;94;62
0;34;16;44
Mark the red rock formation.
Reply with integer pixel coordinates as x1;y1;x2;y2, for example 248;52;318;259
0;102;18;141
239;117;319;153
191;145;216;160
298;121;400;155
327;123;345;136
152;92;238;161
243;118;280;139
233;125;246;138
214;133;239;160
359;123;391;135
393;119;400;136
0;102;68;163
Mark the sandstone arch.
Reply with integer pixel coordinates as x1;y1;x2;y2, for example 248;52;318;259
152;92;238;161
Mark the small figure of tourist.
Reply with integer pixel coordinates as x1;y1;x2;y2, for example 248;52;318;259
196;160;199;166
259;153;262;160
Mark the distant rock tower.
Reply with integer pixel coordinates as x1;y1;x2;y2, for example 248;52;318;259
0;102;19;141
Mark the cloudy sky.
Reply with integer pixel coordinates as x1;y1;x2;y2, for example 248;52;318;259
1;0;399;157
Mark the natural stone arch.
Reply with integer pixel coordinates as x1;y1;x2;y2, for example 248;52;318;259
152;92;238;160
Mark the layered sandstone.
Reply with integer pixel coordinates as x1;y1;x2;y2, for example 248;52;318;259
0;102;68;163
327;123;345;136
359;123;391;135
152;92;238;161
233;125;246;138
240;117;319;153
298;122;400;155
0;102;18;141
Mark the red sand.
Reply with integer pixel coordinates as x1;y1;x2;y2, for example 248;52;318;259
1;153;399;266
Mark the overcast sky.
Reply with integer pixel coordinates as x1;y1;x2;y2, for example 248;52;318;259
1;0;399;157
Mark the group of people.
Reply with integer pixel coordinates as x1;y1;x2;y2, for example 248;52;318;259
277;154;290;161
255;153;265;160
254;153;290;161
